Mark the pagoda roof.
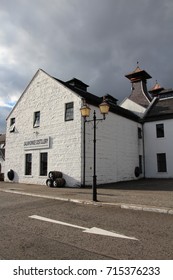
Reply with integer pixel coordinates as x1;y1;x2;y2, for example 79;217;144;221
149;81;164;93
125;65;152;81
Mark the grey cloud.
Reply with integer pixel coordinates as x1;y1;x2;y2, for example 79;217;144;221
0;0;173;133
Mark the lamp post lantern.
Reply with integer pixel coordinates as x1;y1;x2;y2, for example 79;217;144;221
80;97;109;201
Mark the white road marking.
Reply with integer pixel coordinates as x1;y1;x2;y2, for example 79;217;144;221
29;215;138;240
29;215;87;230
83;227;138;240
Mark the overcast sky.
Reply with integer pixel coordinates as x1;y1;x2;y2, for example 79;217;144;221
0;0;173;133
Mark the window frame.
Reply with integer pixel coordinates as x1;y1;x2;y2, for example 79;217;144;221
139;155;143;174
9;117;15;133
33;111;40;128
25;153;32;176
156;123;164;138
40;152;48;176
65;102;74;121
157;153;167;172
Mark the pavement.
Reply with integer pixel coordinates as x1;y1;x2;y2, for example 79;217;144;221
0;179;173;215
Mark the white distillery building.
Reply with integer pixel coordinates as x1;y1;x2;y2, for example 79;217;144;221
5;69;143;187
144;90;173;178
121;65;173;179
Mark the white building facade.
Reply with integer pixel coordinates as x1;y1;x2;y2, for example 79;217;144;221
5;69;143;186
121;65;173;180
144;97;173;178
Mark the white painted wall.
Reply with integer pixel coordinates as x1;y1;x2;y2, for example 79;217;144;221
5;70;83;186
83;105;143;185
144;119;173;178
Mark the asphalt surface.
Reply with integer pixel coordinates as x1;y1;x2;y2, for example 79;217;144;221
1;191;173;260
0;179;173;214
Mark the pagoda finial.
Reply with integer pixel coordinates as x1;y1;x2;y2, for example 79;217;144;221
149;80;164;92
136;61;140;69
133;61;142;73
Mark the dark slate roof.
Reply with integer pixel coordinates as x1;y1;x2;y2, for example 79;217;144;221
128;80;152;108
144;97;173;121
66;78;89;90
124;65;152;108
53;76;140;122
157;88;173;99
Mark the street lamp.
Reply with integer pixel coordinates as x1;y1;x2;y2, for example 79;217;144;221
80;97;109;201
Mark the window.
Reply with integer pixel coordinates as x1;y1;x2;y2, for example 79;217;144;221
25;154;32;175
33;111;40;127
138;127;142;139
40;152;48;176
139;155;143;174
157;153;167;172
65;102;74;121
156;123;164;138
9;118;15;132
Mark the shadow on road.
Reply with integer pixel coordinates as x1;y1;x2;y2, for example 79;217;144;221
98;179;173;191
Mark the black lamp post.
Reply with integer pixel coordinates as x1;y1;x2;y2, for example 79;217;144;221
80;97;109;201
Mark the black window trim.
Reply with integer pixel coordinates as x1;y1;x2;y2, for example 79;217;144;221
33;111;40;128
65;102;74;121
25;153;32;176
9;117;15;133
40;152;48;176
156;123;164;138
157;153;167;173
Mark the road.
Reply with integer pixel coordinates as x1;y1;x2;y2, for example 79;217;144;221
0;191;173;259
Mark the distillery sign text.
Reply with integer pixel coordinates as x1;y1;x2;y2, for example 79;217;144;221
24;137;50;150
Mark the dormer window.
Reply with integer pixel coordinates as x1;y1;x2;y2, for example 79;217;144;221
9;118;15;133
33;111;40;128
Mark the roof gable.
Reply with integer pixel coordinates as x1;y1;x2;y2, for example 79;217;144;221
7;69;42;120
7;68;140;123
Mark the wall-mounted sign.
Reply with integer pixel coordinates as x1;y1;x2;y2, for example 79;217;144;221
24;137;50;150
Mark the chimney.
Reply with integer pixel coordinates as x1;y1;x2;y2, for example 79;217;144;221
66;78;89;92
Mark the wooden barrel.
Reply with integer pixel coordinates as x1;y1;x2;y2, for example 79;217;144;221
46;178;53;187
53;178;66;188
48;171;62;180
7;169;14;181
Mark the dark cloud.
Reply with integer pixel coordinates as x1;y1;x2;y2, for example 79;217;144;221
0;0;173;133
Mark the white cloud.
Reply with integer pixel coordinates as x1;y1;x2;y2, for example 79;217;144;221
0;99;13;108
0;46;17;66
